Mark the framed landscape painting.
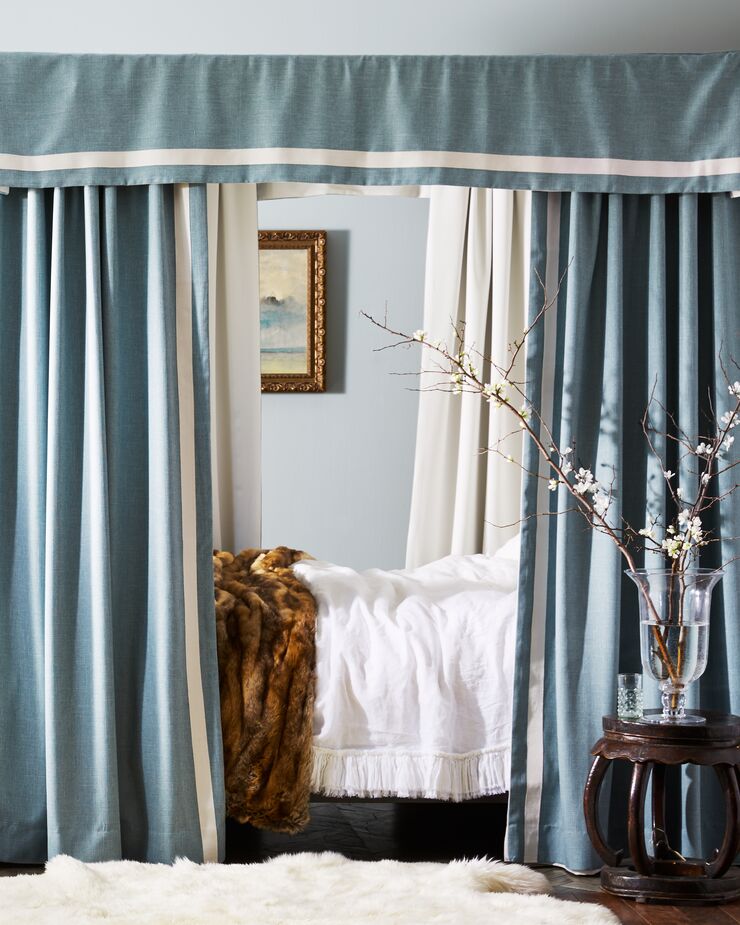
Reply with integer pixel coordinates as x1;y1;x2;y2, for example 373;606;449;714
258;230;326;392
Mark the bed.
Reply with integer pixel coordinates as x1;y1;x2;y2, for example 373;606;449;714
297;542;519;803
214;537;520;831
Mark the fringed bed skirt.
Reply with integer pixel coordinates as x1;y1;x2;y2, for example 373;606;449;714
311;746;510;801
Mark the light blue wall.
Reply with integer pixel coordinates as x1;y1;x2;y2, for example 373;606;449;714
258;195;428;570
1;0;738;54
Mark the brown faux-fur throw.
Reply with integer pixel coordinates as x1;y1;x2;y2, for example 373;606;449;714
214;546;316;833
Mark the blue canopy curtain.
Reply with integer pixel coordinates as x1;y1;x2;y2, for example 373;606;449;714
0;183;224;862
507;190;740;870
0;52;737;866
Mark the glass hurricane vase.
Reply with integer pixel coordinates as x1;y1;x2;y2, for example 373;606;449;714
626;568;724;725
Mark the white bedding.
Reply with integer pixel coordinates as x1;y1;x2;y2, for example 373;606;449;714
293;544;519;801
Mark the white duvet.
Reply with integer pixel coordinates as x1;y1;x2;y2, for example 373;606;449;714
293;544;519;801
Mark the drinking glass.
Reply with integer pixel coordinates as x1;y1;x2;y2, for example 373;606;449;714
617;673;643;721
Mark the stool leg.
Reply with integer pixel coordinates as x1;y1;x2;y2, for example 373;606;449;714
704;764;740;879
651;762;666;857
583;755;622;866
650;763;683;862
627;761;653;875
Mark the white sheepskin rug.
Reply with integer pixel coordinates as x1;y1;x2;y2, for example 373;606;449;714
0;851;619;924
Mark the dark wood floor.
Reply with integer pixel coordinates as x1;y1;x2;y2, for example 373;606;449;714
543;867;740;924
2;801;739;923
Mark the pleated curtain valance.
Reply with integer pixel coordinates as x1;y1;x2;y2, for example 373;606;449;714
0;52;738;192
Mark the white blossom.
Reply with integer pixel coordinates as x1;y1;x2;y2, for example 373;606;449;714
677;510;703;544
695;442;712;456
592;492;610;517
677;510;702;533
548;478;559;492
662;537;682;559
728;381;740;397
701;472;711;485
639;525;656;540
574;468;595;494
482;381;508;407
676;487;684;500
720;410;738;429
561;460;573;476
519;404;531;428
723;434;735;451
412;330;427;342
663;469;675;480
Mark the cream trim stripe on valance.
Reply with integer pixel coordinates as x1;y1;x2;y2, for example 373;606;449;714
0;53;738;192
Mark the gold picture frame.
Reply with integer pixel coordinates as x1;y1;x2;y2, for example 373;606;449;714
258;230;326;393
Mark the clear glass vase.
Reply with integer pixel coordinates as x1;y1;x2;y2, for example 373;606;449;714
625;568;724;724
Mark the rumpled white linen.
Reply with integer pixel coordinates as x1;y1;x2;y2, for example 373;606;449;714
293;542;519;801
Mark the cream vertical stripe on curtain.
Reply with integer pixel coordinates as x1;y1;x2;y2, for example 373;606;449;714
406;188;531;568
206;184;262;552
174;186;220;863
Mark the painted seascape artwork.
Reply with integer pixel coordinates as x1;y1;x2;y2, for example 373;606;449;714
259;248;309;375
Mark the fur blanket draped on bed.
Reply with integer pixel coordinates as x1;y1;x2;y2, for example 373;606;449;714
214;546;316;833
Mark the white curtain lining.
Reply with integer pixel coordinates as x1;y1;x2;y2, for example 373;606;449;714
207;184;262;553
405;188;530;568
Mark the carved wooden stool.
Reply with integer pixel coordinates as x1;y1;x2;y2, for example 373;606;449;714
583;710;740;904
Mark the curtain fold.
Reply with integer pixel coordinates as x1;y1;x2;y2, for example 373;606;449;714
506;190;740;870
406;187;530;567
0;184;224;863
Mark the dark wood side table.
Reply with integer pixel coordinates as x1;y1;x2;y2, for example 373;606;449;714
583;710;740;905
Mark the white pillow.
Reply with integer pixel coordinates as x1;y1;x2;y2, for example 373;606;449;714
493;532;521;562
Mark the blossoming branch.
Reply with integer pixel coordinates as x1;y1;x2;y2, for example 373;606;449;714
363;290;739;579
